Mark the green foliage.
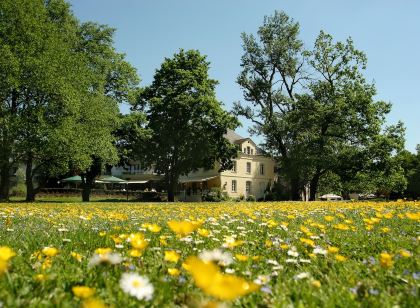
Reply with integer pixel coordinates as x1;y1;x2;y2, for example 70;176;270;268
0;0;139;201
234;10;405;200
135;49;239;201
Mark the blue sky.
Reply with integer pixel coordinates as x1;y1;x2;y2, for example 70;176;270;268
69;0;419;152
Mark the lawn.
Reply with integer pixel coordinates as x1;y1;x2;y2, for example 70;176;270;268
0;201;419;307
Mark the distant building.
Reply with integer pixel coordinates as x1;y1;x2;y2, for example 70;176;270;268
178;130;277;201
112;130;277;201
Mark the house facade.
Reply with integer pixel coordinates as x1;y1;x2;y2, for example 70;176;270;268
111;130;277;201
178;130;277;201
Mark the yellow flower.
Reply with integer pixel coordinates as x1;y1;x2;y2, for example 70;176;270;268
99;231;107;237
164;250;180;263
198;228;211;237
311;280;321;288
265;240;273;247
399;249;412;258
129;249;143;258
335;255;347;262
379;252;393;268
34;274;47;281
324;216;334;222
185;256;259;300
142;223;162;233
167;220;201;236
167;268;180;276
333;224;350;231
279;243;289;250
381;227;391;233
300;238;315;247
71;252;83;262
235;254;249;262
95;248;112;255
159;236;168;246
328;246;339;254
128;233;148;250
0;260;8;275
82;298;106;308
72;286;95;299
42;247;59;257
0;246;16;261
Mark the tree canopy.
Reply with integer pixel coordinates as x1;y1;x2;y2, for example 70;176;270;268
135;49;239;201
234;11;405;200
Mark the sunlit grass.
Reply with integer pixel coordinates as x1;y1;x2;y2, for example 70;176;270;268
0;201;419;307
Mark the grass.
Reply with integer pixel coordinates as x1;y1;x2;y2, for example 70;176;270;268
0;201;419;307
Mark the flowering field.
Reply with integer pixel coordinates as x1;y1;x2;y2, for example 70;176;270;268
0;201;419;307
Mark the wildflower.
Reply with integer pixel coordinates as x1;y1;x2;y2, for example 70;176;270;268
199;249;233;266
42;247;58;257
88;252;122;267
71;252;83;262
167;268;180;276
287;249;299;258
235;254;249;262
328;246;339;254
399;249;412;258
128;233;148;250
159;236;168;246
0;260;8;275
379;253;393;268
185;256;259;300
164;251;180;263
333;224;350;231
294;272;310;280
300;238;315;247
129;249;143;258
72;286;95;299
279;243;289;250
142;223;161;233
168;220;201;236
0;246;15;261
81;298;106;308
198;228;211;237
119;273;154;301
311;280;321;288
94;248;112;255
324;216;334;222
335;255;347;262
222;236;244;249
34;274;47;281
313;247;327;255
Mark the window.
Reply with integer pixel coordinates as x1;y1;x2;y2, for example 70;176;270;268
232;161;237;172
246;162;251;174
260;163;264;175
251;149;254;155
246;181;251;194
247;146;251;155
231;180;237;192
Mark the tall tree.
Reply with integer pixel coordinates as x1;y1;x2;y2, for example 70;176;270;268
0;0;86;201
135;50;239;202
235;11;405;200
74;22;139;202
0;0;139;201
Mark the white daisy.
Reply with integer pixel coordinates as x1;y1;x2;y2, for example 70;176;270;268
88;252;123;267
120;273;154;301
199;249;233;266
294;272;310;280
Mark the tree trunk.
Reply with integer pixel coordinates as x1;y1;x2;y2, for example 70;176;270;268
25;155;36;202
82;175;95;202
82;184;91;202
0;164;10;201
290;177;301;201
309;172;321;201
166;175;178;202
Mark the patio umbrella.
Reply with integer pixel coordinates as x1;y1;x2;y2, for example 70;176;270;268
59;176;82;183
96;176;127;183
